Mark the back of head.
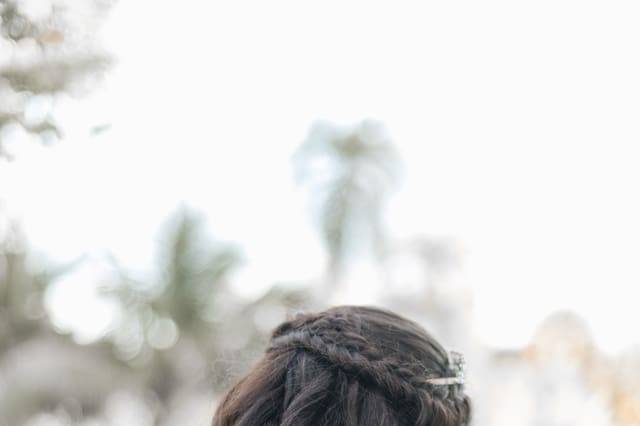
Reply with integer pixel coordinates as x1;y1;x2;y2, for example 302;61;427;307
213;305;472;426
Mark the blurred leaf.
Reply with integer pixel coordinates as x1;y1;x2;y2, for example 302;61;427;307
0;0;112;158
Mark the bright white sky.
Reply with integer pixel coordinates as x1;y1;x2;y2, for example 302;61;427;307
2;0;640;353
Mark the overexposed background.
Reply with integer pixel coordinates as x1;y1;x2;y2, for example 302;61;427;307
2;1;640;425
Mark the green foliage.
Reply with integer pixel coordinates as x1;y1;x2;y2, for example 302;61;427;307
0;222;78;353
293;119;402;284
104;208;243;362
0;0;111;158
102;207;308;404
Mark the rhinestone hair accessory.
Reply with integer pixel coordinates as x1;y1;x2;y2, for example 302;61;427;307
425;350;465;386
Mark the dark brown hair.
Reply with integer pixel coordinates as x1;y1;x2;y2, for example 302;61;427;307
213;305;472;426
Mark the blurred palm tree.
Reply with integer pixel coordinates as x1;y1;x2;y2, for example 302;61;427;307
293;119;401;290
104;208;241;387
104;207;308;414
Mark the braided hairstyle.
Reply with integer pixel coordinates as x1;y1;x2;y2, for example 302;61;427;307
213;305;472;426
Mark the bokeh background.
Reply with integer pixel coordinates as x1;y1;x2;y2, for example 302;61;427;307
2;1;640;425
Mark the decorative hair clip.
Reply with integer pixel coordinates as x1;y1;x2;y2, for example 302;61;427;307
425;350;465;386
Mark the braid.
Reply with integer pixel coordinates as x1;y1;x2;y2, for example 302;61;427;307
213;306;472;426
268;312;468;410
270;329;417;402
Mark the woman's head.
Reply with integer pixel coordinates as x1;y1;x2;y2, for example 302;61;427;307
213;305;472;426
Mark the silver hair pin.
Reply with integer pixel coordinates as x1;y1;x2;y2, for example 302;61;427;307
425;350;465;385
